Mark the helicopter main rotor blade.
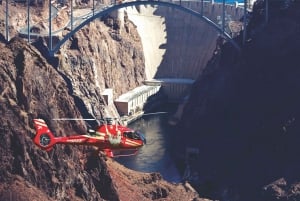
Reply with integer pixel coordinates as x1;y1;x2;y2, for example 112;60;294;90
52;118;97;121
53;112;168;121
142;112;168;116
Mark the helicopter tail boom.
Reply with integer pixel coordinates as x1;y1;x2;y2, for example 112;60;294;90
33;119;57;151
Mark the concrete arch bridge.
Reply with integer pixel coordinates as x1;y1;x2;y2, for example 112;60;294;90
47;0;247;56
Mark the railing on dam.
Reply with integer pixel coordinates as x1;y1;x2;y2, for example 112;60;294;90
2;0;253;54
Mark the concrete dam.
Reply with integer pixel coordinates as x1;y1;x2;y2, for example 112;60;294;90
124;2;244;80
113;1;244;117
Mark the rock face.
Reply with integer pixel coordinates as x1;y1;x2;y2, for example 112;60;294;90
178;1;300;201
106;159;206;201
56;14;146;118
0;37;118;201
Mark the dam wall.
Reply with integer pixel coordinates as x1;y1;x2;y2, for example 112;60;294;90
125;2;244;80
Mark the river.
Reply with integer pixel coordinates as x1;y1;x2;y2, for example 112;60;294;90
116;110;181;183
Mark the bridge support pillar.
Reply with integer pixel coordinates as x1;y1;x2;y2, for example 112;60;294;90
49;0;52;51
5;0;9;41
110;9;125;32
71;0;73;31
243;0;247;45
201;0;204;16
27;0;30;43
265;0;268;24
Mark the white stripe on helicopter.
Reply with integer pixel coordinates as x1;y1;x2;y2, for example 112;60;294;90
125;139;141;146
34;120;48;128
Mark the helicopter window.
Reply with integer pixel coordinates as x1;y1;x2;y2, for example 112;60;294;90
124;131;141;140
124;131;133;139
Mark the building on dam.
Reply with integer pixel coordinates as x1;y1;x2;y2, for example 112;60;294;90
114;85;161;116
113;78;195;119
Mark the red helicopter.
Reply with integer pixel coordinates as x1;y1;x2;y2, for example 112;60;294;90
32;118;146;157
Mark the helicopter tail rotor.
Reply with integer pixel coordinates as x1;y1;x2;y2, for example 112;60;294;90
33;119;57;151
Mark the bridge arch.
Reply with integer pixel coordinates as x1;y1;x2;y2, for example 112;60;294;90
50;1;242;55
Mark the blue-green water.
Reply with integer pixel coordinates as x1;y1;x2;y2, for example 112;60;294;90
116;113;181;183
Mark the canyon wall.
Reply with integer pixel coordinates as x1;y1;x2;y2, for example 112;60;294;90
178;1;300;201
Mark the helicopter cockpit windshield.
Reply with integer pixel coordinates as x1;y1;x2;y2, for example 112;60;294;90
124;131;147;144
123;131;140;140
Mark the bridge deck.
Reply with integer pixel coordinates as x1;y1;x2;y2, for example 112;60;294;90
43;0;246;55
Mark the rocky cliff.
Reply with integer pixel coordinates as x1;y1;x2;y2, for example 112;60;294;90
0;37;119;201
178;1;300;201
55;13;146;119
